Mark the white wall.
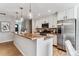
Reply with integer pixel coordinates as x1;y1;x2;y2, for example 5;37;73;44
0;15;15;43
32;14;57;32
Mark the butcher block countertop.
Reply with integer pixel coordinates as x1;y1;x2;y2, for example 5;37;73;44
14;32;54;40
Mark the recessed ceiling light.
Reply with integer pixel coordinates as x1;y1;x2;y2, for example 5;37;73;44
48;10;51;13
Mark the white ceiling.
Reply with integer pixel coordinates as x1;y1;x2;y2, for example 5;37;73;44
0;3;78;19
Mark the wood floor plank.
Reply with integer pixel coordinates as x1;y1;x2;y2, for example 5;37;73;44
53;46;66;56
0;41;22;56
0;41;66;56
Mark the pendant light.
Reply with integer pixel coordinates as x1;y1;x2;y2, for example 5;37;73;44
16;12;18;19
16;12;19;23
20;7;24;22
29;3;32;19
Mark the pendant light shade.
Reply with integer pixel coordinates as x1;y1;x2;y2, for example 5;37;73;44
20;17;24;22
16;12;19;23
28;3;32;19
29;12;32;19
20;7;24;22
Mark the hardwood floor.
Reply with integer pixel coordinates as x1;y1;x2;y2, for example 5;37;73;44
0;41;22;56
0;41;66;56
53;46;66;56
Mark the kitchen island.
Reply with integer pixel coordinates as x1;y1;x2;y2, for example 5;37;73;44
14;33;53;56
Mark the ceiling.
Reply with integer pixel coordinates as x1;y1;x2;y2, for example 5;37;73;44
0;3;78;19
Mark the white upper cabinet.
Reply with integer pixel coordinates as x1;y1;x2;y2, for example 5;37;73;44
35;20;41;28
34;14;57;28
58;10;65;20
58;7;76;20
66;8;74;19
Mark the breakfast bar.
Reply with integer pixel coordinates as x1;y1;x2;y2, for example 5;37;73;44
14;33;53;56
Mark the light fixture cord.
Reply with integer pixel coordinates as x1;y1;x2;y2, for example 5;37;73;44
29;3;31;13
16;12;18;19
20;7;23;18
29;3;32;20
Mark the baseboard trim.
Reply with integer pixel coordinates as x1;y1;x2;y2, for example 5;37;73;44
0;40;13;43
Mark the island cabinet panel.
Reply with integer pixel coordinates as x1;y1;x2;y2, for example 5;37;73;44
14;34;53;56
36;37;53;56
14;35;37;56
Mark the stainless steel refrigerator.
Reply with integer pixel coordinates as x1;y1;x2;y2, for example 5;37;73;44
57;19;76;50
